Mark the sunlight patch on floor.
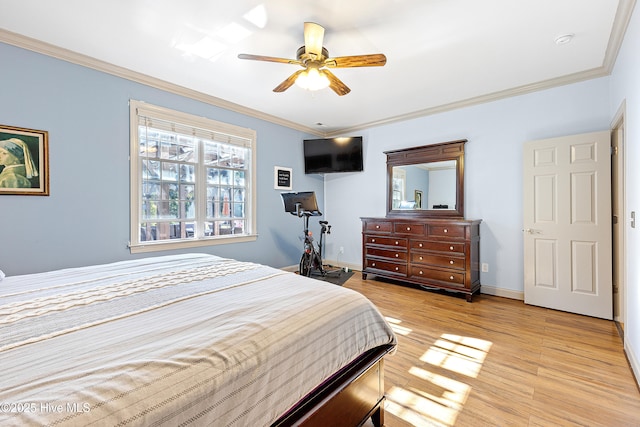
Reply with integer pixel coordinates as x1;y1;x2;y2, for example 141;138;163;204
408;366;471;404
386;316;413;336
385;334;492;426
386;383;465;427
420;334;492;378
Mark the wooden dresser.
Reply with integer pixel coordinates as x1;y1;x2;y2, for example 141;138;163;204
361;217;481;302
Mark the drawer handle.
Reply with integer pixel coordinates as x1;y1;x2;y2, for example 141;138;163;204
372;262;376;267
444;228;448;233
449;275;454;280
419;243;423;247
419;256;423;260
371;238;376;243
395;253;399;258
450;260;454;264
395;267;399;271
450;246;454;251
376;225;380;229
395;241;399;245
406;226;411;231
419;270;423;275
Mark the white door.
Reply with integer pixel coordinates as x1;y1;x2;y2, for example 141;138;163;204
523;130;612;319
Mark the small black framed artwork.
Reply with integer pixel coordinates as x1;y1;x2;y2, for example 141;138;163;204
274;166;292;190
0;124;49;196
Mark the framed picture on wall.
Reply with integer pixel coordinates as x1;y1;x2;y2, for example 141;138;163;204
414;190;423;209
0;124;49;196
274;166;292;190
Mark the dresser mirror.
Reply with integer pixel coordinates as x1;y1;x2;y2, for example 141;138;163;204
385;139;466;218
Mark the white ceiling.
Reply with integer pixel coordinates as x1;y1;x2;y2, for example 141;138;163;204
0;0;634;136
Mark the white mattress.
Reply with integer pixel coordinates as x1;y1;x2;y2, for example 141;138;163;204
0;254;396;426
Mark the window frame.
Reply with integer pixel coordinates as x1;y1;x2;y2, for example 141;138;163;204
129;100;257;253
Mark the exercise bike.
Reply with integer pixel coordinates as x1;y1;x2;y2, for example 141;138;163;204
299;218;332;277
281;191;332;277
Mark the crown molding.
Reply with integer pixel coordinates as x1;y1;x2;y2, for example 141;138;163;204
0;28;320;136
603;0;637;73
2;0;636;139
325;1;637;137
323;67;610;137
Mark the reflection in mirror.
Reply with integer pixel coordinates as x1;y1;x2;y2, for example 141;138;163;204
392;160;457;210
385;139;466;218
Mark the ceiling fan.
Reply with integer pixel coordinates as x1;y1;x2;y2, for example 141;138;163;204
238;22;386;96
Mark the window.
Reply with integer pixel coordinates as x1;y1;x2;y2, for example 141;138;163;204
392;168;406;209
129;100;256;253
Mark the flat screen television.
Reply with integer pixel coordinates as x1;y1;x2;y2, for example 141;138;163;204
303;136;364;174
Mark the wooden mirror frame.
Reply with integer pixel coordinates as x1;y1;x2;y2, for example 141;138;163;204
385;139;466;218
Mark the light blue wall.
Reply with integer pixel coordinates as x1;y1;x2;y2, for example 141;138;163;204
0;42;322;275
404;165;428;206
326;77;611;294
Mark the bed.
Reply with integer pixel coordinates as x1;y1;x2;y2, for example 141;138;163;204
0;253;396;426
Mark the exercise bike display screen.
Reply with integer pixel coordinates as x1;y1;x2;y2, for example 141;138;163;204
281;191;321;216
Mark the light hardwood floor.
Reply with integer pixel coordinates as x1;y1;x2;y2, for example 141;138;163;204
345;275;640;427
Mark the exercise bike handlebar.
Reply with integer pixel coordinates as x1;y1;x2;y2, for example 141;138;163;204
319;221;331;235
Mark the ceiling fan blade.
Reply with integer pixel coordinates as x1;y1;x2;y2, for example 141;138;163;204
238;53;301;65
273;70;305;92
324;54;387;68
322;69;351;96
304;22;325;59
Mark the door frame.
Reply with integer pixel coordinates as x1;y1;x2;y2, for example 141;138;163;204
611;101;627;336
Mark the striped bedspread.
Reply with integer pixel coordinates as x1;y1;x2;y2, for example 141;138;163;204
0;254;396;426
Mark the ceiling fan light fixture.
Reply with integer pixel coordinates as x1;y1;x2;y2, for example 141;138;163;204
238;22;385;95
295;67;330;91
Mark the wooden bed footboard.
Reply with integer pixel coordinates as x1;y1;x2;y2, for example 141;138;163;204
272;344;395;427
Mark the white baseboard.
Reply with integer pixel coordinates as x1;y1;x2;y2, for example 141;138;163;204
625;339;640;388
480;284;524;300
323;259;361;273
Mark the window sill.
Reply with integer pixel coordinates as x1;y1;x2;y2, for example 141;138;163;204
129;234;258;254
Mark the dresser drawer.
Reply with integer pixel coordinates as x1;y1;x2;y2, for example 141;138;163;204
427;224;466;238
409;267;465;287
366;259;407;275
366;247;407;261
411;253;465;270
411;240;465;254
364;220;393;233
393;222;425;235
365;235;407;248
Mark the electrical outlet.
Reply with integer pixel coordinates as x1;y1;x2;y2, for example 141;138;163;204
481;263;489;273
339;246;344;254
